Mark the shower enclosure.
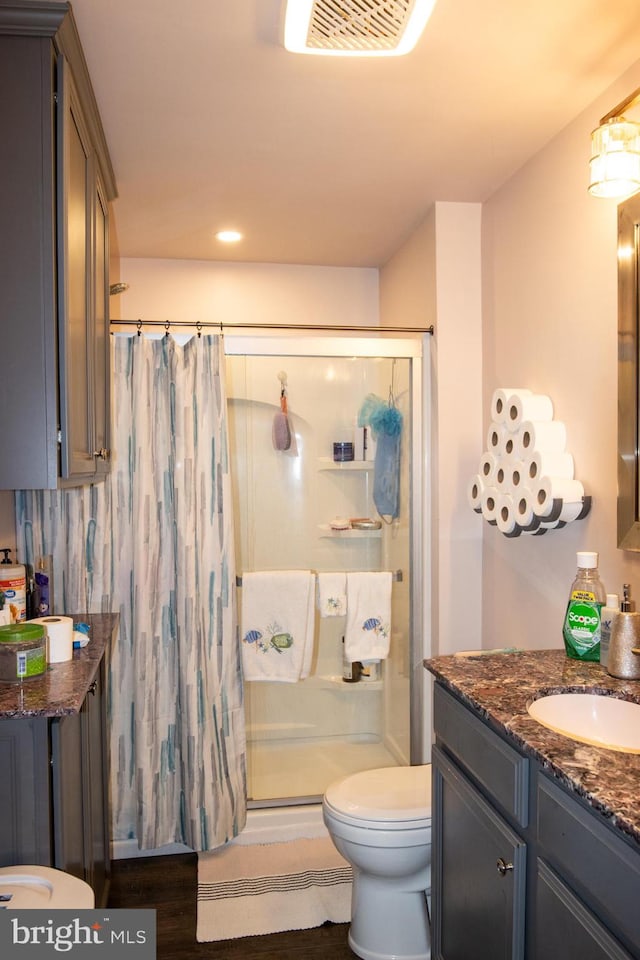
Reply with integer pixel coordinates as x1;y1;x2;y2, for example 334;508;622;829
225;335;430;808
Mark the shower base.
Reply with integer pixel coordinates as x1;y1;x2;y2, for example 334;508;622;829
247;733;401;804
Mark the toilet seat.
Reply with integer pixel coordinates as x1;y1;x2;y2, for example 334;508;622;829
0;865;94;909
324;765;431;829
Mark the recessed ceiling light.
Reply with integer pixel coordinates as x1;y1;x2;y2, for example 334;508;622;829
284;0;437;57
216;230;243;243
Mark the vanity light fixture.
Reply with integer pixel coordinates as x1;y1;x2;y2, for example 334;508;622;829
588;86;640;199
283;0;437;57
215;229;243;243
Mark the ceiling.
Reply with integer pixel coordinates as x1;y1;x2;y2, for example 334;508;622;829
69;0;640;268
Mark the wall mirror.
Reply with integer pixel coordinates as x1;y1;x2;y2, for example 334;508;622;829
618;192;640;550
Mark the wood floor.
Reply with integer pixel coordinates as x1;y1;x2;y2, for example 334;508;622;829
108;853;356;960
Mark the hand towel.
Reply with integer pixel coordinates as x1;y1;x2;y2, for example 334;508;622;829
317;572;347;617
344;572;392;662
241;571;315;682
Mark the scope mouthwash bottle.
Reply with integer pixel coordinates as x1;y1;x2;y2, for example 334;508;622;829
562;551;606;661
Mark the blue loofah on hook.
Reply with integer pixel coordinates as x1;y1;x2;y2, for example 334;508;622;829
357;394;403;518
357;394;403;437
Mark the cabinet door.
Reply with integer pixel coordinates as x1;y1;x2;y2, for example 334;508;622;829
432;745;527;960
0;718;52;866
536;860;634;960
92;174;111;478
57;58;97;482
81;664;110;906
51;711;85;880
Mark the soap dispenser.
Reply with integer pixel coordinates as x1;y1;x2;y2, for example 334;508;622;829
607;584;640;680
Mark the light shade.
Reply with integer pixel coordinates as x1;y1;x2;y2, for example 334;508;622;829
588;117;640;199
284;0;437;57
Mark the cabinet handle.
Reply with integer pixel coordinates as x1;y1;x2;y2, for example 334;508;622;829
496;857;513;876
93;448;110;460
88;680;97;696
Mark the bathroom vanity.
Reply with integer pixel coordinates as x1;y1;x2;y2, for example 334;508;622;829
0;613;118;907
425;650;640;960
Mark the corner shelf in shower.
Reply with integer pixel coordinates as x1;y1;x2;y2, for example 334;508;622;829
317;458;374;471
318;524;382;539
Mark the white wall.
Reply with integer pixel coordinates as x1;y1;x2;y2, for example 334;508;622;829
380;203;483;657
117;259;378;329
481;59;640;649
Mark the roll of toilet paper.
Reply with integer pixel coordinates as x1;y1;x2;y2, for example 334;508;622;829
556;499;587;523
506;393;553;430
531;478;585;519
524;450;575;487
509;460;528;494
31;615;74;663
514;489;540;531
490;388;532;424
479;452;499;484
467;475;485;513
516;420;567;459
496;493;520;536
487;421;507;455
480;488;499;525
500;432;519;462
494;461;512;492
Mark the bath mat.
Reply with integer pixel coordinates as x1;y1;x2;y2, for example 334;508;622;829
196;835;352;942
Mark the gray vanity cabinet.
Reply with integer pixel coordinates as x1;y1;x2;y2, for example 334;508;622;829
0;3;116;489
0;661;110;906
433;745;526;959
432;683;640;960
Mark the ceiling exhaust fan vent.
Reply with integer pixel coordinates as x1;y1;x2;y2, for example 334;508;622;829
290;0;425;55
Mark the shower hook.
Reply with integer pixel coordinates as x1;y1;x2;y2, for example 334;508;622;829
136;319;142;337
196;321;202;339
164;321;170;338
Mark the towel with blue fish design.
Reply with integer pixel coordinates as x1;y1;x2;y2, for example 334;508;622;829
240;571;316;682
344;572;392;662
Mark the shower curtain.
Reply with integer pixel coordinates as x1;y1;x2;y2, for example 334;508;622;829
16;334;246;851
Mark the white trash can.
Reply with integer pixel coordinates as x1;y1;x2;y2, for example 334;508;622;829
0;865;94;908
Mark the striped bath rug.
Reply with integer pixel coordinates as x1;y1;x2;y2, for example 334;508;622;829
196;836;352;942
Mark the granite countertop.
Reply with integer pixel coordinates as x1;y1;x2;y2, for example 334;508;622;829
425;649;640;846
0;613;119;719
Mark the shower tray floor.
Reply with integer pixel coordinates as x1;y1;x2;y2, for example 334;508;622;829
247;735;401;802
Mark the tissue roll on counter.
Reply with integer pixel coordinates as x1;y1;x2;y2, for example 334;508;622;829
30;615;74;663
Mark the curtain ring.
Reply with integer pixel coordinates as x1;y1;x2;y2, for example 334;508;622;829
136;319;142;337
164;321;170;338
196;321;202;339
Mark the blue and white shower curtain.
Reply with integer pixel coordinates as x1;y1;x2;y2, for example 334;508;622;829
16;334;246;851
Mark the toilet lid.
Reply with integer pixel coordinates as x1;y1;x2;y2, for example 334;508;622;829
0;865;94;909
324;765;432;823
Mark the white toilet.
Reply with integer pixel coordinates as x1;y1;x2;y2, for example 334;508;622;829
323;764;432;960
0;865;94;908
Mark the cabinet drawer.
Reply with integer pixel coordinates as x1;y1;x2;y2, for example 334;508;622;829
434;684;529;827
537;774;640;954
536;859;634;960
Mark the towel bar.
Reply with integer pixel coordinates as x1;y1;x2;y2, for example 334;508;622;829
235;569;403;587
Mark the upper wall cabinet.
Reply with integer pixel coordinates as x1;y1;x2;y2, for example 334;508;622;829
0;1;117;489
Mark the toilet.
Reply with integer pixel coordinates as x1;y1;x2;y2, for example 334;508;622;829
0;865;95;908
323;764;432;960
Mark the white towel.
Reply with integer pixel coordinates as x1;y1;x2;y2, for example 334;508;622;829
241;571;316;682
317;572;347;617
345;572;392;662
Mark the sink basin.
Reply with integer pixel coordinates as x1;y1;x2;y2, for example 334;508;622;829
527;693;640;753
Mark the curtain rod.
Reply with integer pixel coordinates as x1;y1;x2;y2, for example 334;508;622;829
110;319;434;335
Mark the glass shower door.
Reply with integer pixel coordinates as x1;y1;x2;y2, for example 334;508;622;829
224;336;426;805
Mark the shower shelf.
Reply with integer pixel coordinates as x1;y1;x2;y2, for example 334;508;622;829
308;674;383;690
317;458;374;471
318;525;382;539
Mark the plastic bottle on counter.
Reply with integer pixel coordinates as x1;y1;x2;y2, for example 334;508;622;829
562;551;606;661
0;548;27;623
599;592;619;669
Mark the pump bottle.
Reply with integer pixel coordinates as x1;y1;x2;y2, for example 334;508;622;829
607;584;640;680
